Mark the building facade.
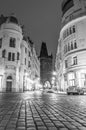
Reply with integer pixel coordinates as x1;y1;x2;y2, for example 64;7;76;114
0;15;40;92
55;0;86;91
20;37;40;91
39;42;53;87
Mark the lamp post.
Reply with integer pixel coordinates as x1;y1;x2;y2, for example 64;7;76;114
51;71;57;90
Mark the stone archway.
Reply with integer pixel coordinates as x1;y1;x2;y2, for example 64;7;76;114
6;76;12;92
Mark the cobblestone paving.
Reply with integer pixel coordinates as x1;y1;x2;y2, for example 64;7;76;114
0;91;86;130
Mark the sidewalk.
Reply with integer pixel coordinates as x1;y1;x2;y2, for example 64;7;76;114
43;89;66;94
57;91;86;95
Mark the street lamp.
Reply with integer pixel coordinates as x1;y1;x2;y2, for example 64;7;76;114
51;71;57;90
52;71;57;76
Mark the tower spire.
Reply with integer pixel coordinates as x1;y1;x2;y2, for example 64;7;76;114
40;42;48;57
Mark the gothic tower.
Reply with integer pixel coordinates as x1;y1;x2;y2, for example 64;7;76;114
39;42;53;86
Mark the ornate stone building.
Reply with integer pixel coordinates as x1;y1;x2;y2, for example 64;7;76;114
55;0;86;91
0;15;40;92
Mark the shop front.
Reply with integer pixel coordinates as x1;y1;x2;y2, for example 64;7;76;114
66;69;86;90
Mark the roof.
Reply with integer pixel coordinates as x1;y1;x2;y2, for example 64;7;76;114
40;42;48;57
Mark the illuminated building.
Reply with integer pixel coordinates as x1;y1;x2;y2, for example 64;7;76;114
0;15;40;92
20;36;40;91
55;0;86;91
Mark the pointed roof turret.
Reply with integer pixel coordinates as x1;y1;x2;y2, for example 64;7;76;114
0;14;7;25
40;42;48;57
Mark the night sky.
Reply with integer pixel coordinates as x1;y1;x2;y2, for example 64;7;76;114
0;0;62;63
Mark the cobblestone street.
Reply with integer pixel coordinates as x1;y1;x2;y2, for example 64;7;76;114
0;91;86;130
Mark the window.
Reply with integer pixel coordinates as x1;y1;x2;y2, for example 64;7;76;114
28;61;31;68
8;52;15;61
17;52;20;60
74;40;77;49
68;73;75;80
73;56;77;65
8;52;11;61
28;51;31;57
9;37;16;48
2;49;6;58
68;43;70;51
25;58;26;65
73;25;75;33
12;53;15;61
65;60;68;68
68;73;75;86
63;24;76;40
25;47;27;53
64;40;77;53
64;45;66;53
71;42;73;50
69;27;72;34
0;38;2;48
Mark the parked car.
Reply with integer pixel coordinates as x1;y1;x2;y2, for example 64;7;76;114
45;89;53;93
66;86;84;95
82;87;86;92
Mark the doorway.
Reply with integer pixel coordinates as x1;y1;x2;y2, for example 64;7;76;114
6;76;12;92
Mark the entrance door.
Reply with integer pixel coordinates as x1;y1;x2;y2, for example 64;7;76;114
6;81;12;92
6;76;12;92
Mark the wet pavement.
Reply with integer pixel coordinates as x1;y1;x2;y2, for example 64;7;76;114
0;91;86;130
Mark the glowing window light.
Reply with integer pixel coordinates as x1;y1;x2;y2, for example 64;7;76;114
52;77;55;81
68;73;75;80
52;71;57;76
27;78;34;84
